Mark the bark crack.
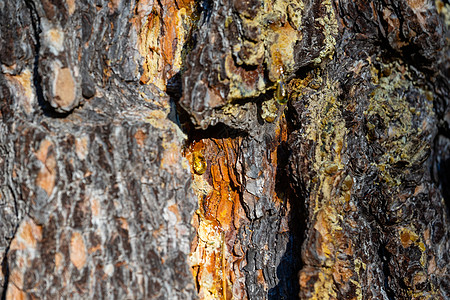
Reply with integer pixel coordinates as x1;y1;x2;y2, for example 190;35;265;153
1;225;18;300
378;243;396;300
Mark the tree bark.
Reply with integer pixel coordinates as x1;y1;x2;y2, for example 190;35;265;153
1;0;449;299
0;0;197;298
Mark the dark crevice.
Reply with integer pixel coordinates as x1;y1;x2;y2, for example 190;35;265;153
268;139;304;299
23;0;44;110
230;92;268;108
187;123;249;142
291;65;316;83
167;72;183;129
267;95;309;299
1;248;9;300
166;72;183;100
231;53;260;72
399;43;436;74
167;73;249;142
200;0;213;23
156;0;166;35
378;243;396;300
434;139;450;217
268;69;312;300
437;120;450;140
1;225;18;300
168;92;247;144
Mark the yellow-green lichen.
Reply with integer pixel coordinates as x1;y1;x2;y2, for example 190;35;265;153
312;0;338;65
365;61;434;187
310;268;338;300
296;73;357;298
436;0;450;27
261;98;279;122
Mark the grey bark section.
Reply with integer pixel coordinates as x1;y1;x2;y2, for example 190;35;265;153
236;136;301;299
0;0;197;298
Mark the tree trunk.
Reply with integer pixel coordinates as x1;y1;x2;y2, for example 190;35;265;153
1;0;449;299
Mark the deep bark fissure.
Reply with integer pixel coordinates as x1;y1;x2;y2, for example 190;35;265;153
0;250;8;300
378;243;396;300
0;224;18;300
434;135;450;217
270;178;305;297
0;257;8;299
270;102;308;298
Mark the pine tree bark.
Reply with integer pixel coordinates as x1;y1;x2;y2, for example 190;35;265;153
0;0;197;298
1;0;449;299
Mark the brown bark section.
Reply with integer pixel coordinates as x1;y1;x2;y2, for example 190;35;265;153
185;116;297;299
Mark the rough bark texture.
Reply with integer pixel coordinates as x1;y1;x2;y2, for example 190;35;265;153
0;0;197;298
181;0;450;299
1;0;449;300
